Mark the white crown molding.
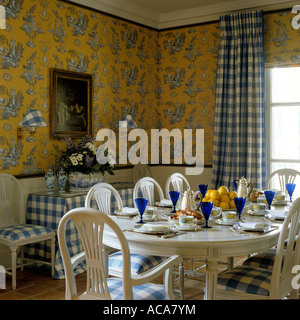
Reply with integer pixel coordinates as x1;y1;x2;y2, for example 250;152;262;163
68;0;300;29
68;0;160;28
158;0;299;28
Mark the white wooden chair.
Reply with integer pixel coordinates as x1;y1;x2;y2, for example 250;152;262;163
165;173;190;199
133;177;164;206
216;197;300;299
85;182;123;215
85;182;171;283
266;168;300;192
58;207;182;300
85;182;123;264
0;173;55;289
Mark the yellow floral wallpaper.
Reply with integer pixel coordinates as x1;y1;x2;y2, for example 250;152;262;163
0;0;159;175
158;24;219;164
0;1;298;176
264;10;300;67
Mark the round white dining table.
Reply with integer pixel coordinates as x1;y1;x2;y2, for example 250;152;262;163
104;209;283;300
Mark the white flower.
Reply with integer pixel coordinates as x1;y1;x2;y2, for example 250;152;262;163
70;153;78;166
76;153;83;161
70;155;78;166
86;142;96;154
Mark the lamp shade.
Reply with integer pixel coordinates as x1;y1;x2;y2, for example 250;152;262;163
119;114;137;129
19;109;47;127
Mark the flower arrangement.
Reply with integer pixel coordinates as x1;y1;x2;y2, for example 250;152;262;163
57;136;115;176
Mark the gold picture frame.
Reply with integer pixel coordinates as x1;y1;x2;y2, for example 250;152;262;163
50;68;93;139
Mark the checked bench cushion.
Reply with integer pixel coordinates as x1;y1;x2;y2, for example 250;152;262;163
0;224;54;242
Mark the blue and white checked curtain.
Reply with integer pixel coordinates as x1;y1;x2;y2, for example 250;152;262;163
212;11;267;190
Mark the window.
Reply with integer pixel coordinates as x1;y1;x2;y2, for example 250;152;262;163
266;67;300;192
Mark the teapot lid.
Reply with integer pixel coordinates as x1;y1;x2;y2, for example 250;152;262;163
239;176;247;183
183;188;193;195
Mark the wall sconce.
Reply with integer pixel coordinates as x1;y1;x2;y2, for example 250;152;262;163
17;109;48;142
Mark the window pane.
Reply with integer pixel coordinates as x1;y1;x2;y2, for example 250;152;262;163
271;67;300;103
272;106;300;159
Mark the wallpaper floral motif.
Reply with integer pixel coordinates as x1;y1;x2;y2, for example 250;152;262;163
0;1;298;176
264;10;300;67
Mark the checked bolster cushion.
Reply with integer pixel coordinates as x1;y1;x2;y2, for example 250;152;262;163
217;266;272;296
109;252;168;274
0;224;54;241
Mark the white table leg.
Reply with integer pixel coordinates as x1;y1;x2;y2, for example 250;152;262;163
205;260;218;300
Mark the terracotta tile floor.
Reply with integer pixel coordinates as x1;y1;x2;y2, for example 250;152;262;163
0;257;246;300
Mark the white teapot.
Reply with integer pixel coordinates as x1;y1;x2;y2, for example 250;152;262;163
235;177;253;199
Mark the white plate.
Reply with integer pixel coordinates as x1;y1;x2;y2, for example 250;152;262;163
174;224;199;231
249;210;267;216
272;200;288;206
143;215;158;222
114;208;138;217
134;224;169;234
155;200;173;207
234;221;269;232
265;210;287;221
216;219;238;226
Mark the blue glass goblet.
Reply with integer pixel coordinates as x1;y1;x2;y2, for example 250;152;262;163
198;184;208;201
233;197;246;220
200;202;214;228
286;183;296;203
264;191;275;210
135;198;148;224
169;191;180;213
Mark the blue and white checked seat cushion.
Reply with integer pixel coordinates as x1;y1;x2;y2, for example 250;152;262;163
107;278;166;300
242;249;279;270
0;224;54;242
217;266;272;296
109;252;168;274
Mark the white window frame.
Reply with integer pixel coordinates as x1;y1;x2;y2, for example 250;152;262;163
266;67;300;178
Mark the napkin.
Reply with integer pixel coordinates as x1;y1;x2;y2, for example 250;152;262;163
141;224;167;232
118;207;139;214
268;210;287;219
238;222;266;231
159;199;173;206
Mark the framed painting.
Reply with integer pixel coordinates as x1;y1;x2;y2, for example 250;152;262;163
50;68;93;139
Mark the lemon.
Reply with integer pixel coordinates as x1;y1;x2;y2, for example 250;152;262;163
206;189;213;200
229;199;236;209
218;186;229;195
201;197;208;202
212;199;220;207
228;191;238;200
219;202;229;210
210;190;220;201
220;194;230;204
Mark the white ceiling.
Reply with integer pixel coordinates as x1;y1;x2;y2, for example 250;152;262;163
69;0;299;29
